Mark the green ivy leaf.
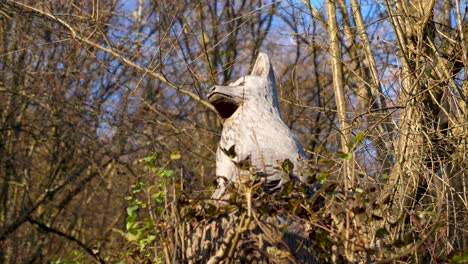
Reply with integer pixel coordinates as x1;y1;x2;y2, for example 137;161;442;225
222;145;236;158
317;172;329;184
143;152;158;162
353;132;365;144
155;207;164;214
157;168;174;178
126;205;139;216
126;215;138;232
125;232;137;242
152;191;164;205
237;159;251;170
143;156;153;162
170;151;181;160
337;151;352;160
281;180;295;195
281;159;294;173
451;251;468;263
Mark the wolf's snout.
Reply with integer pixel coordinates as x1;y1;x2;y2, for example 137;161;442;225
207;85;241;119
209;86;217;94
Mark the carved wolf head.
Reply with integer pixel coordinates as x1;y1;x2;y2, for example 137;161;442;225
208;53;280;119
207;53;308;200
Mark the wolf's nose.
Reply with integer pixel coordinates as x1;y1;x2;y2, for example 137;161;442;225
209;86;217;94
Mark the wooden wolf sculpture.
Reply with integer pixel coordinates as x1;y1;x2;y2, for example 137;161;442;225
208;53;307;200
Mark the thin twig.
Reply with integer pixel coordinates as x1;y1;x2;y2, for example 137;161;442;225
26;217;106;264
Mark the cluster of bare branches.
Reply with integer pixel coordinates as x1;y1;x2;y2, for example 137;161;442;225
0;0;466;263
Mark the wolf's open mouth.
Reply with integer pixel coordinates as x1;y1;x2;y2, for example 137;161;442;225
208;93;240;119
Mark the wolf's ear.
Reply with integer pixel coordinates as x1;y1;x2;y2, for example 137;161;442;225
251;53;271;78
